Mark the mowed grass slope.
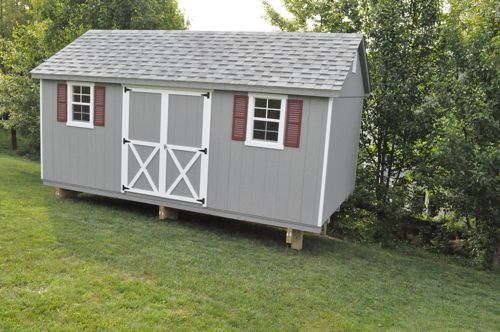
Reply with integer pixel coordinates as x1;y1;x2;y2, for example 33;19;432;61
0;152;499;331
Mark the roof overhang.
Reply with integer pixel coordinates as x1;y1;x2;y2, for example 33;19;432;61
31;73;343;98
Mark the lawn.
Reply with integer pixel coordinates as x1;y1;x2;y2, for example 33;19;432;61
0;151;499;331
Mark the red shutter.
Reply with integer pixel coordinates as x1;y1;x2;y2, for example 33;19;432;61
232;95;248;141
57;83;67;122
94;86;106;126
284;99;303;148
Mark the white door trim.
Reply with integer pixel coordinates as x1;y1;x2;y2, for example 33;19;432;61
121;86;211;206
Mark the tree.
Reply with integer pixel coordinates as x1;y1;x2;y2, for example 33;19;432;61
419;0;499;267
0;0;188;150
0;0;34;149
264;0;443;240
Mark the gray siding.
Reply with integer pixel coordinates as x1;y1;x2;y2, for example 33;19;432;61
42;80;329;232
42;80;123;192
208;91;328;227
320;54;365;223
322;96;363;221
340;54;365;98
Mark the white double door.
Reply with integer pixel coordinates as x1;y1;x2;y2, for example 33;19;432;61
121;86;211;206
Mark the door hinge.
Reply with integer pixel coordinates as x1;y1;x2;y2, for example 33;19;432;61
123;138;130;144
201;92;210;99
122;185;129;191
124;86;131;93
196;198;205;205
198;147;208;154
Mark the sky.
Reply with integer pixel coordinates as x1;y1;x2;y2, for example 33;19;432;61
177;0;289;31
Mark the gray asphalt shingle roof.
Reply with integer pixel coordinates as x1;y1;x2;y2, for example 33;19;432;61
31;30;367;95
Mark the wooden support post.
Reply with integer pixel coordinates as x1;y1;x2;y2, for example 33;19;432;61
320;223;328;236
286;228;304;250
55;187;77;199
159;206;178;220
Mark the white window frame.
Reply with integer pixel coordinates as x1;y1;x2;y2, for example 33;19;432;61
245;93;287;150
67;81;94;129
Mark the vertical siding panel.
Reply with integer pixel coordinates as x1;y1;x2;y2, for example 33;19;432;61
239;145;255;213
227;141;242;211
42;80;54;181
262;149;280;218
286;97;309;222
300;97;327;223
249;148;265;215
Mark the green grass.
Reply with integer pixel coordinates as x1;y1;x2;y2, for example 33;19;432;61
0;151;499;330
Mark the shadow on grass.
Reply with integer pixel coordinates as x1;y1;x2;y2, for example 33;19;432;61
75;192;299;250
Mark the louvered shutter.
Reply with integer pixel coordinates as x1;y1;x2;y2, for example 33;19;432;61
94;86;106;126
57;83;67;122
232;95;248;141
284;99;303;148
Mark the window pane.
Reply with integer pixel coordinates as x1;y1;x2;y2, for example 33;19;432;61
253;130;265;140
268;99;281;109
73;86;81;94
82;113;90;122
254;120;266;130
82;95;90;103
82;105;90;115
267;122;279;131
73;94;81;103
266;131;278;141
254;108;266;118
255;98;267;108
82;86;91;94
268;109;280;119
73;107;82;120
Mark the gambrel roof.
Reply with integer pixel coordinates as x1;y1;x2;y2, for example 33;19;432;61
31;30;370;97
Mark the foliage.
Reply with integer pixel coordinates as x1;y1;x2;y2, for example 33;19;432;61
0;21;50;147
0;0;188;150
264;0;499;267
418;0;500;267
0;149;499;330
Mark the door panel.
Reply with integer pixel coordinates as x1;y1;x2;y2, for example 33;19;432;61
128;92;161;142
164;94;206;203
123;91;162;195
167;94;204;147
121;87;211;206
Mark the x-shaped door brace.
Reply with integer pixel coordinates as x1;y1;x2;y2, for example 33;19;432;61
128;144;160;193
165;147;201;200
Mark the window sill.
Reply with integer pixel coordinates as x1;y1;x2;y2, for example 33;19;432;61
244;140;284;150
66;121;94;129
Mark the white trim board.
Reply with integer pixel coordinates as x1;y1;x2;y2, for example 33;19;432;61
317;97;334;226
39;80;43;179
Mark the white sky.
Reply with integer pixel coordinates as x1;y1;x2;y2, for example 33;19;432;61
177;0;288;31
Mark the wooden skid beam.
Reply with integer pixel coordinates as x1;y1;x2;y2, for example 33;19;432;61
55;187;77;199
286;228;304;250
159;206;178;220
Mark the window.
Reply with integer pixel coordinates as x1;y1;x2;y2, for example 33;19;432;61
67;82;94;128
245;93;287;150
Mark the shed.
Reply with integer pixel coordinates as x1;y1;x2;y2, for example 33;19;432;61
31;30;370;249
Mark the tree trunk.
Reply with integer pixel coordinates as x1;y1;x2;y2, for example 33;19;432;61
11;129;17;150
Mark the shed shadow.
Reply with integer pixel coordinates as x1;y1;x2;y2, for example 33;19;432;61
73;193;323;251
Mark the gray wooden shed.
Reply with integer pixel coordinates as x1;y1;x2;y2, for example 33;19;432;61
31;30;369;249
